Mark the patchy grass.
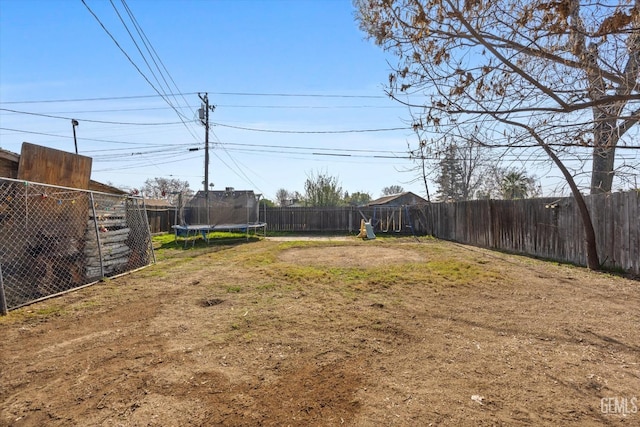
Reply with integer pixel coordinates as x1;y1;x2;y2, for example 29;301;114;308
151;232;261;262
2;237;639;426
0;304;68;324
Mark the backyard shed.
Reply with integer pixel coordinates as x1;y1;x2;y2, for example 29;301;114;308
367;192;429;234
368;192;429;207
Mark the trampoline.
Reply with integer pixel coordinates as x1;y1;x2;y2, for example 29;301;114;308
172;222;267;246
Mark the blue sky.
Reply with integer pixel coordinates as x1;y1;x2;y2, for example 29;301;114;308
4;0;636;200
0;0;423;201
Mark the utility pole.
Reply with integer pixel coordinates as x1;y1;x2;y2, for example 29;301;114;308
198;93;215;223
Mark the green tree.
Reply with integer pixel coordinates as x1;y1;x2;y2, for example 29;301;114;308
434;142;486;201
435;144;464;202
260;198;276;208
501;171;538;200
354;0;640;269
476;167;541;200
303;170;344;207
345;191;372;206
381;185;404;196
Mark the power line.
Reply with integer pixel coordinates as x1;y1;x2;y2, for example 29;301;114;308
212;150;264;193
0;108;187;126
215;146;639;162
30;106;193;114
212;122;412;134
92;153;199;172
120;0;200;129
91;146;196;160
113;0;192;125
0;127;198;149
208;92;386;99
116;0;200;141
17;104;401;114
0;91;387;105
219;141;402;154
216;104;400;110
81;0;200;141
81;0;168;104
3;127;639;152
0;93;198;104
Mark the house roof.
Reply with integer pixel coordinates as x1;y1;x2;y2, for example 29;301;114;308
88;180;127;195
144;198;174;208
368;191;429;206
192;189;256;198
0;148;20;162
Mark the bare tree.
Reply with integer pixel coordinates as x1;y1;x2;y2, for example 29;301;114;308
142;177;192;205
275;188;303;207
355;0;640;269
275;188;290;207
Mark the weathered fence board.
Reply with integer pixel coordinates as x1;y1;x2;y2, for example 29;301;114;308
264;207;356;232
146;208;177;234
422;192;639;274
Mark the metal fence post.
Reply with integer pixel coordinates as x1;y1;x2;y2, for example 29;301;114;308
0;177;159;311
89;192;105;279
0;263;7;315
246;197;250;241
141;198;156;264
24;181;28;232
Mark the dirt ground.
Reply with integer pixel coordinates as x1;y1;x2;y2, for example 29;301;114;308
1;236;639;426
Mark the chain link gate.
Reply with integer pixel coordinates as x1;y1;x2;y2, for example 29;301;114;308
0;177;155;313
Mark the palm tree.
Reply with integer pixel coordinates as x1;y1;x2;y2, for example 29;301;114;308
501;171;530;199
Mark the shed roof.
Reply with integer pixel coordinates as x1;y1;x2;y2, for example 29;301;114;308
368;191;428;206
144;198;174;208
0;148;20;162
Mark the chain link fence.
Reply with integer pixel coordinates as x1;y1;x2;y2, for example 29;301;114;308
0;177;155;313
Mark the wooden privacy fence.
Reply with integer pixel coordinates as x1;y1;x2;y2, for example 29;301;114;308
261;191;639;274
418;191;639;274
260;205;434;234
263;207;358;232
146;206;177;234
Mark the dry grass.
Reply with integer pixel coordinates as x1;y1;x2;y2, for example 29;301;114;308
1;236;639;426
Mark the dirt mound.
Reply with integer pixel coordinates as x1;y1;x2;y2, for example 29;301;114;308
279;245;424;268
